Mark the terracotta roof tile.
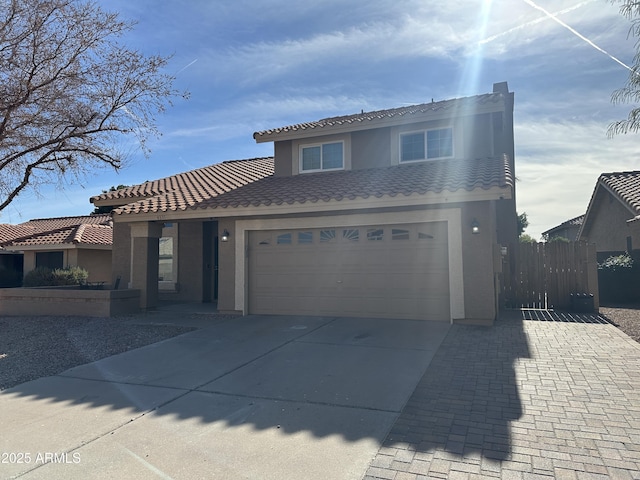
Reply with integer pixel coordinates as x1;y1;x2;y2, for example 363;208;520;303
0;225;35;244
600;171;640;215
198;156;512;211
96;158;274;214
254;93;507;140
542;214;585;238
0;215;112;248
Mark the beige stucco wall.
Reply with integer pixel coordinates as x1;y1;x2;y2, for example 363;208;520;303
165;221;204;303
76;249;112;283
460;113;494;159
460;201;498;323
20;248;111;284
351;128;391;170
216;218;237;313
23;251;35;275
274;140;293;176
582;188;639;252
111;222;132;287
0;288;140;317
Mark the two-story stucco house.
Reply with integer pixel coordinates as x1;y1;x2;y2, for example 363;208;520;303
91;82;517;324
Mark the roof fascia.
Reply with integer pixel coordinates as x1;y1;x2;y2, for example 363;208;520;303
255;102;506;144
4;244;111;251
577;183;602;240
4;244;77;251
112;185;512;224
90;197;139;208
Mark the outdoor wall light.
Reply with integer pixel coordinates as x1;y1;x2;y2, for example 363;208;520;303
471;219;480;234
221;229;230;242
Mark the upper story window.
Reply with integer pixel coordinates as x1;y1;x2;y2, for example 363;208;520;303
301;141;344;172
400;127;453;162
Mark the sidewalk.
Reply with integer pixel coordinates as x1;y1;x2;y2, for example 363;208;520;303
364;310;640;479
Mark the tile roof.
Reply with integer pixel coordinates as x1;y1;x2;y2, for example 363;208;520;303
600;171;640;215
6;224;112;247
195;155;513;211
542;214;585;236
253;92;507;140
0;215;112;248
94;158;274;214
0;225;36;245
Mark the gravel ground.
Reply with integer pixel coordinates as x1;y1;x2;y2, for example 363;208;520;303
0;315;198;391
599;304;640;344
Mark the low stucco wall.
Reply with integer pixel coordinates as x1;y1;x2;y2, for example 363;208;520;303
0;288;141;317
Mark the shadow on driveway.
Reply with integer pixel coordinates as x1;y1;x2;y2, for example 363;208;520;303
381;312;531;461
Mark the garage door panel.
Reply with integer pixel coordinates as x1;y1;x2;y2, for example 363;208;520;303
249;223;450;321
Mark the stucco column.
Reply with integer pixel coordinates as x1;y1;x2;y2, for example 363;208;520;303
22;251;36;278
216;219;238;314
129;222;163;309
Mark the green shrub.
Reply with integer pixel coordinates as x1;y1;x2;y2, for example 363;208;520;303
548;236;570;243
519;234;537;243
598;253;633;271
23;266;88;287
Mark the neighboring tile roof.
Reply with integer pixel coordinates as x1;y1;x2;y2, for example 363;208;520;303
600;171;640;215
94;158;274;212
7;224;112;247
542;214;585;236
0;215;112;248
254;92;507;140
194;155;512;211
0;225;35;244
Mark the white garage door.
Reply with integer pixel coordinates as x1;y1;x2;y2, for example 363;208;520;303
248;222;450;321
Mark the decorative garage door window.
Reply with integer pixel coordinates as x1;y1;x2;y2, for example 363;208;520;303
320;229;336;243
253;224;442;247
391;228;410;240
367;228;384;241
276;233;292;244
298;231;313;244
343;229;359;242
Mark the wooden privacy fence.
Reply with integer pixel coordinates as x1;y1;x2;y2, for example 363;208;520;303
504;241;599;310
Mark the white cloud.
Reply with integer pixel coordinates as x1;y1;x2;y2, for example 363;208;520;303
184;0;626;87
515;115;640;239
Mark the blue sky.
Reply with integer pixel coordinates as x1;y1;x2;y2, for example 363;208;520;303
1;0;639;240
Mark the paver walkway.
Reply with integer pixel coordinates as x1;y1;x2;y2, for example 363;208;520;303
364;310;640;480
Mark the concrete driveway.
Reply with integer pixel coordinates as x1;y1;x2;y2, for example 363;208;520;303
0;314;450;479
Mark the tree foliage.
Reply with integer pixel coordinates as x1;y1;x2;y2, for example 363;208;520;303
0;0;186;212
91;184;129;214
609;1;640;136
517;211;529;236
519;233;536;244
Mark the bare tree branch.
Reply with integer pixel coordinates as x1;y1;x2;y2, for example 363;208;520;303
0;0;188;212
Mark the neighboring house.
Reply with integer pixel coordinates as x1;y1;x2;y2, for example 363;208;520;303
0;215;113;283
578;171;640;260
92;82;517;324
542;214;584;241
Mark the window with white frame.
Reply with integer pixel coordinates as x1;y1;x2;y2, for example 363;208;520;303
400;127;453;162
301;141;344;172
